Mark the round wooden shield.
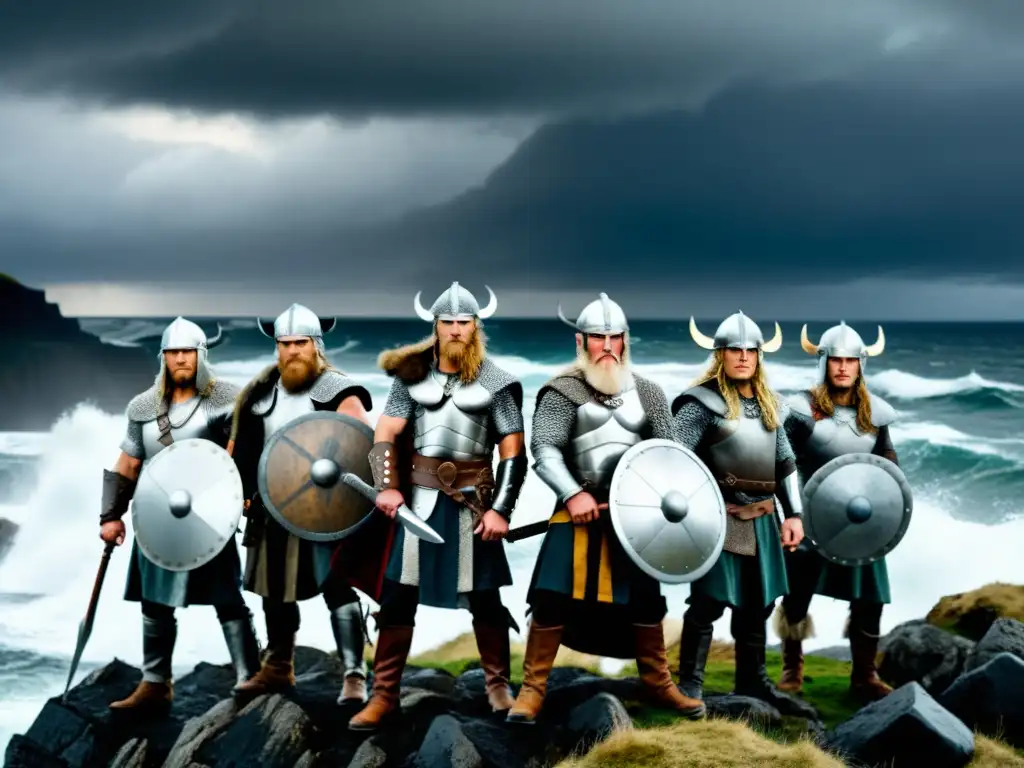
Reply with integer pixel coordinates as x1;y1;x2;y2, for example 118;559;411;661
256;410;376;541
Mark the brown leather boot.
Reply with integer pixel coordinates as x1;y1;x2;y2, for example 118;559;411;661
110;615;175;716
348;625;414;731
778;638;804;693
473;622;515;712
772;603;814;694
109;681;174;716
233;634;296;698
849;628;892;703
506;624;564;725
634;623;706;719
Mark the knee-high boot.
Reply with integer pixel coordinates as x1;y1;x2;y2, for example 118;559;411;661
474;622;515;712
221;611;262;686
677;613;714;701
330;602;368;704
234;609;296;697
847;607;892;703
110;615;176;715
733;607;817;718
506;623;564;725
348;624;414;731
634;623;705;718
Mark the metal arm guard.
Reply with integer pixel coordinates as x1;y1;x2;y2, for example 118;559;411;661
490;453;528;520
100;469;137;524
532;444;584;505
369;442;396;491
776;471;804;519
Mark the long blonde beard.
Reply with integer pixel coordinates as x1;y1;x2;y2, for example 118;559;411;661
693;349;780;430
279;351;328;392
439;325;487;383
576;344;630;396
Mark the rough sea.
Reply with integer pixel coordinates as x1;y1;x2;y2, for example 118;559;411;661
2;317;1023;750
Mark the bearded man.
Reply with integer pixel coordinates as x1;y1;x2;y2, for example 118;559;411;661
506;294;705;725
774;322;897;703
228;304;375;704
348;283;527;732
672;312;813;716
99;318;260;715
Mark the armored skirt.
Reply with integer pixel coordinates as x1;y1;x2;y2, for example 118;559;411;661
528;509;665;659
384;493;512;609
124;538;244;608
688;514;789;610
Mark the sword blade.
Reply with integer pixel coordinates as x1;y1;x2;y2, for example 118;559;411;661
63;541;116;702
340;473;445;545
395;506;445;545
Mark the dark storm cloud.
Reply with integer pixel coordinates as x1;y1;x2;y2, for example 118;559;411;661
6;67;1024;295
357;75;1024;289
0;0;991;118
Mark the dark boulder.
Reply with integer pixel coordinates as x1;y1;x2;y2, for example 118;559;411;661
825;682;974;768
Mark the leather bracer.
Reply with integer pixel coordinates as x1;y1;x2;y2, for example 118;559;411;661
369;442;396;491
490;453;528;520
100;469;137;524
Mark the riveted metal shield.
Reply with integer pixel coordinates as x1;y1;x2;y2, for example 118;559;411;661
132;438;243;572
257;410;376;542
608;438;727;584
803;452;913;566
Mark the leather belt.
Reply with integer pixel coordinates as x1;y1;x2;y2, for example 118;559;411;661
717;473;776;494
726;499;775;521
410;454;495;522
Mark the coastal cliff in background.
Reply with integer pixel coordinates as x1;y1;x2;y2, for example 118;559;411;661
0;276;151;432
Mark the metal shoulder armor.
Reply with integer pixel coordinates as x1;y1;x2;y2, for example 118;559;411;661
868;392;898;427
787;391;814;419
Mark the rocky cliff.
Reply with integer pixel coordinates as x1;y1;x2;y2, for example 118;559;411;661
0;276;152;431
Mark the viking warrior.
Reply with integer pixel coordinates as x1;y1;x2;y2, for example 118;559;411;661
671;312;812;714
506;294;705;724
348;283;527;731
98;317;260;715
228;304;375;703
774;322;898;703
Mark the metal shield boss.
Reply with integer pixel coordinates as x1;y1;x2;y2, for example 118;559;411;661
257;411;376;541
608;439;727;584
131;438;243;572
802;452;913;566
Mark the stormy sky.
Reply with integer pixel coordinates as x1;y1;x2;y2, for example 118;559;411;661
3;1;1024;318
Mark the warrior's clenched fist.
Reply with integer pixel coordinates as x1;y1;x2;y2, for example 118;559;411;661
375;489;405;519
566;491;608;525
100;520;125;546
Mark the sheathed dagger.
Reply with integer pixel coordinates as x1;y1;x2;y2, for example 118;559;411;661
340;473;444;545
63;541;116;702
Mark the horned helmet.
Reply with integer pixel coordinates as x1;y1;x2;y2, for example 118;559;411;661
800;321;885;384
689;310;782;361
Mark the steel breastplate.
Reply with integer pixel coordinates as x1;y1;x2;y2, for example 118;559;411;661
262;385;316;445
570;384;646;492
140;397;219;459
704;410;777;483
408;371;492;461
800;407;877;477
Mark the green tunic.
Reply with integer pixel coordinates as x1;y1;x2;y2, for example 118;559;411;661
783;389;900;605
671;383;796;610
